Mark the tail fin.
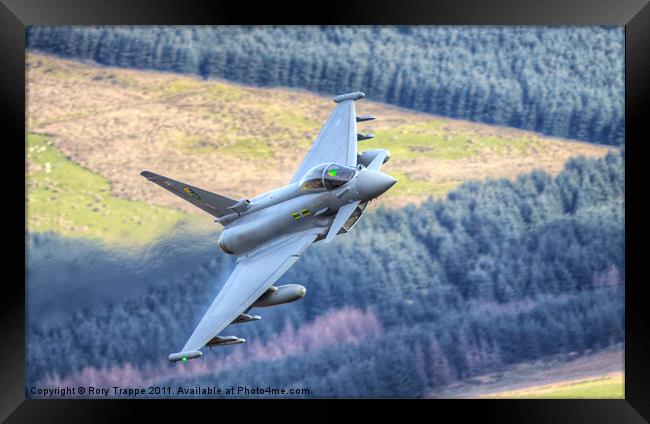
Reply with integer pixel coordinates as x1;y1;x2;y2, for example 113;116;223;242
141;171;237;218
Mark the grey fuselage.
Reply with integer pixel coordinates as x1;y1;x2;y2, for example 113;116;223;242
217;164;394;257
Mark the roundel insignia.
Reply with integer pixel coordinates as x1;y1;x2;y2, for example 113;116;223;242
183;186;202;200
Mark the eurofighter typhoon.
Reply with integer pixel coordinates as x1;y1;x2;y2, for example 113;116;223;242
141;92;396;362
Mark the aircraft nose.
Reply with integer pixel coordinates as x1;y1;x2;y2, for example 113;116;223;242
357;169;397;200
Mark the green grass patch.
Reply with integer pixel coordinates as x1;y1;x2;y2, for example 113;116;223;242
482;373;624;399
218;137;273;159
205;81;248;102
386;170;460;199
156;78;205;98
26;134;189;245
263;105;320;134
363;121;535;160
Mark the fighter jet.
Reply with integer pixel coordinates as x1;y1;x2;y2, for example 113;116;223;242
141;92;396;362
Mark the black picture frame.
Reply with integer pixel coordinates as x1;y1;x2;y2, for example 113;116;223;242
3;0;648;421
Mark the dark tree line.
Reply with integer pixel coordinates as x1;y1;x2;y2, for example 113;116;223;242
27;151;624;396
27;26;624;146
155;289;621;398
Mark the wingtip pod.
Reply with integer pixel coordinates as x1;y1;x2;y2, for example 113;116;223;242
333;91;365;103
168;350;203;363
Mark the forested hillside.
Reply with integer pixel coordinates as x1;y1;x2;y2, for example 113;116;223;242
26;26;624;146
28;151;624;397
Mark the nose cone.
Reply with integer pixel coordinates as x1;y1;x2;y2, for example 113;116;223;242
357;169;397;200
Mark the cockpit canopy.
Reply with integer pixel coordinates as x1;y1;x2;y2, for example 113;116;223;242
299;163;356;191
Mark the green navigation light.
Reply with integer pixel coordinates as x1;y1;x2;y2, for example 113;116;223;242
328;169;337;177
182;357;187;362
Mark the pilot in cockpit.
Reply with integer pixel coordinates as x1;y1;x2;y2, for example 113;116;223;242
298;163;357;191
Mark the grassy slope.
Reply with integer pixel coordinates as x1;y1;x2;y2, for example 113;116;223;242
427;346;624;399
26;134;190;245
480;372;624;399
26;52;615;244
